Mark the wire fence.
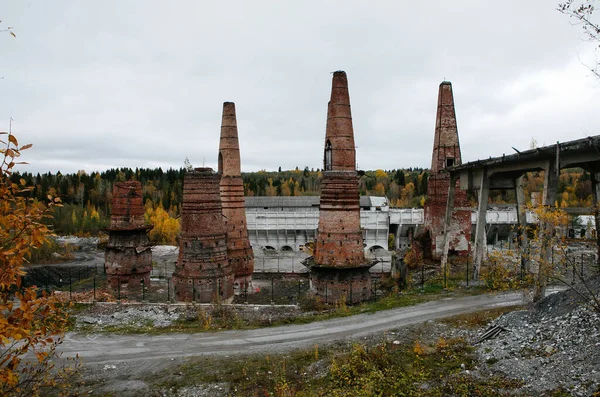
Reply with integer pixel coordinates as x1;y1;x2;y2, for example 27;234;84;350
23;241;598;305
445;239;600;287
22;262;391;305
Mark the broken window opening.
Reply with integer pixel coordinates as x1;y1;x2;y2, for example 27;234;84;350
325;140;332;171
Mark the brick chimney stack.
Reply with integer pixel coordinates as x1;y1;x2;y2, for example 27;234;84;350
430;81;462;173
423;81;471;259
104;180;152;292
174;168;234;302
323;71;356;172
218;102;254;291
314;71;365;267
305;71;374;304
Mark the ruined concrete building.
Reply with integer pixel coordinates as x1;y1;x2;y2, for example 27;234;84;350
218;102;254;291
423;81;471;259
104;180;153;291
173;167;234;302
304;71;375;304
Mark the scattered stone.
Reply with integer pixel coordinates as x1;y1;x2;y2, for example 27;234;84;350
476;283;600;396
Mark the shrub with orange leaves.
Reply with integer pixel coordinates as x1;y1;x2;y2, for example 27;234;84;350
0;130;75;396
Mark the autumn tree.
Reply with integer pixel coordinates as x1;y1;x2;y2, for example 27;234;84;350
0;130;74;395
144;200;180;245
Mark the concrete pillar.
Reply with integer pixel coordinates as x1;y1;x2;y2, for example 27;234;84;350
514;175;529;271
440;173;457;282
543;159;559;206
590;171;600;268
534;159;559;302
472;168;490;279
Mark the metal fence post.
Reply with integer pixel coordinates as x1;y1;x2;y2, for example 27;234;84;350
69;268;72;301
444;260;447;289
271;276;274;304
421;262;424;292
349;281;353;304
374;280;378;301
466;257;469;287
167;277;170;302
93;277;96;302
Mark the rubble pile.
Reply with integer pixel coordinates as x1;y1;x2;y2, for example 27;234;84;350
77;306;181;330
478;285;600;396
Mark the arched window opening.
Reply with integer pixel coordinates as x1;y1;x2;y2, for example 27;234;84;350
325;140;332;171
218;152;223;174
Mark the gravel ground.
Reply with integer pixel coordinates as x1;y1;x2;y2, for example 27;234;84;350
71;282;600;396
476;282;600;396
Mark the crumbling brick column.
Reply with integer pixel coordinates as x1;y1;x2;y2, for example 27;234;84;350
104;180;153;291
173;168;234;302
218;102;254;291
423;81;471;259
304;71;375;304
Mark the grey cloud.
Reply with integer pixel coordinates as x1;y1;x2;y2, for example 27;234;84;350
2;0;599;175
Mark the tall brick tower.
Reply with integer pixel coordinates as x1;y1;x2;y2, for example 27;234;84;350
218;102;254;291
173;168;234;302
104;180;153;291
423;81;471;259
304;71;375;304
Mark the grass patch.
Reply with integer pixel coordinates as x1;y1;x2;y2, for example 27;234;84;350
439;305;525;328
149;336;526;396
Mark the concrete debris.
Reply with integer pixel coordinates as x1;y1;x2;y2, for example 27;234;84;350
477;286;600;396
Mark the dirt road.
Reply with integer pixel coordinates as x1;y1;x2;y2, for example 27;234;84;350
60;291;531;364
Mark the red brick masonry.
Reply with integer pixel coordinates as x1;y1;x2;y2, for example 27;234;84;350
174;168;234;302
219;102;254;290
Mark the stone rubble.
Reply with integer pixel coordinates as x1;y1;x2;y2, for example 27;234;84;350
76;306;181;330
477;286;600;396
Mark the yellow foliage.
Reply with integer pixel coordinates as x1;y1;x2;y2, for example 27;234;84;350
403;248;422;269
265;178;277;196
374;169;388;179
90;207;100;222
0;131;74;395
374;182;385;196
145;204;180;245
413;340;425;356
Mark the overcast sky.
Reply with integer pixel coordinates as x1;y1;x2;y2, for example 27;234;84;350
1;1;599;175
